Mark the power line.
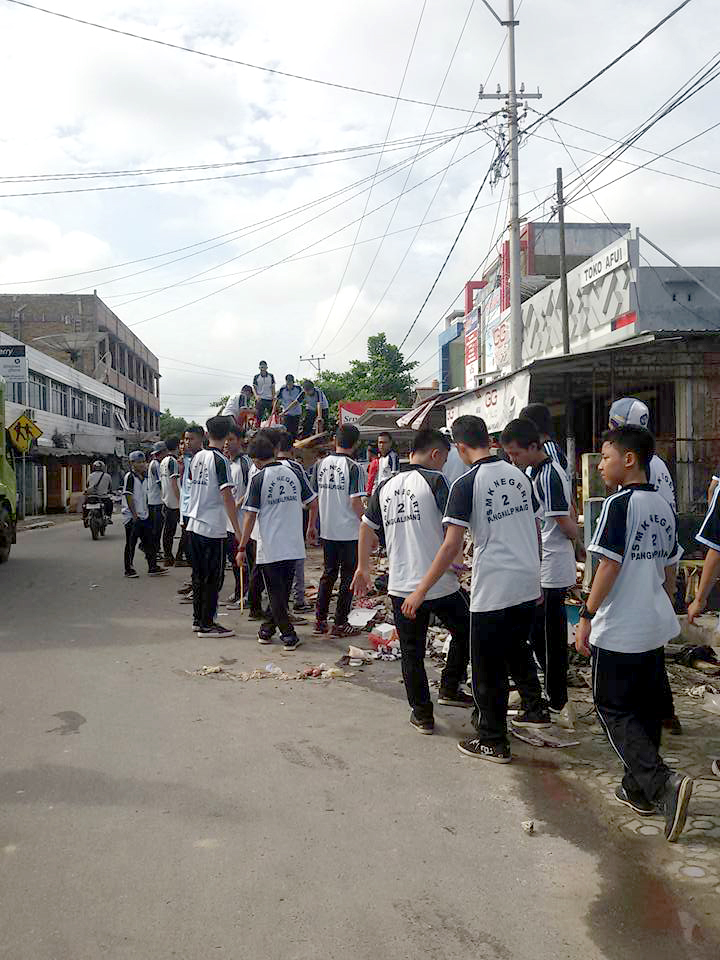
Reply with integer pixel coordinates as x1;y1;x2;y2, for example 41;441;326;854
4;0;482;115
320;0;479;353
309;0;429;352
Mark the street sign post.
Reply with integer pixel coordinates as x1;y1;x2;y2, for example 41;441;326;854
8;413;42;454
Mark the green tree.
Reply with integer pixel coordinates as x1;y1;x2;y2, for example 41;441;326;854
317;334;418;423
158;409;200;440
210;396;229;410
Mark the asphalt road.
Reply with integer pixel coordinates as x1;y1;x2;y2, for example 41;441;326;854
1;519;718;960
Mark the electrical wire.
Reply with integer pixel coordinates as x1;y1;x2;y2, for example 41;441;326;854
3;0;482;115
309;0;429;352
320;0;479;353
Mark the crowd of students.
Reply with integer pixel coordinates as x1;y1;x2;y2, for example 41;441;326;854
115;387;720;846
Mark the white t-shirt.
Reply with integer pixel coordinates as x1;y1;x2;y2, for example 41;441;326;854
244;461;317;563
253;372;275;400
648;454;675;510
444;457;541;613
226;455;251;533
121;471;148;524
442;446;467;487
222;394;250;418
86;471;112;497
312;453;364;542
185;448;233;540
588;484;682;653
364;466;459;601
277;385;303;415
180;452;193;518
160;454;180;509
147;458;163;506
529;458;576;589
377;449;400;486
697;483;720;552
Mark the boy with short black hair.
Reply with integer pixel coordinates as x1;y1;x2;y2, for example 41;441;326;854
185;416;244;638
519;402;568;471
312;424;365;638
501;417;578;715
376;431;400;486
122;451;167;579
160;436;181;565
238;434;317;650
402;415;548;763
353;429;472;734
275;428;318;612
576;425;692;842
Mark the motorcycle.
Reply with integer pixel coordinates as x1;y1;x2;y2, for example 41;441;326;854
84;495;108;541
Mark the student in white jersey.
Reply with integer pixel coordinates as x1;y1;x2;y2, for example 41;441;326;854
147;441;166;559
238;434;317;650
576;425;692;841
519;403;569;472
122;451;167;579
185;417;244;638
376;431;400;486
608;395;682;735
159;436;181;565
312;424;365;638
501;418;578;714
274;428;318;612
402;415;548;763
353;429;472;734
274;374;304;441
176;425;204;572
223;425;251;607
253;361;276;423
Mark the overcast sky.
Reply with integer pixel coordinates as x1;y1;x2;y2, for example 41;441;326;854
0;0;718;420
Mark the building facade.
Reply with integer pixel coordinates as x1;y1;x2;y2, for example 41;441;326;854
0;293;160;438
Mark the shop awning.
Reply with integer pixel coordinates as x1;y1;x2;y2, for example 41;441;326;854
396;391;465;430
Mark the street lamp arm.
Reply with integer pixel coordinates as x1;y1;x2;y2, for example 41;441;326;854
479;0;504;25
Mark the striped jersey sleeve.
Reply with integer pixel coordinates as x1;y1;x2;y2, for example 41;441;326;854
588;490;630;563
697;485;720;552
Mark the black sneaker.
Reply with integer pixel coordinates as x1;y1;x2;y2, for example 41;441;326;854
192;622;201;633
293;601;314;613
197;623;236;638
125;569;139;579
148;567;168;576
513;709;551;729
438;688;474;708
249;610;270;621
660;773;693;842
177;585;193;595
282;634;303;651
410;712;434;735
257;628;274;645
457;738;511;763
615;784;655;816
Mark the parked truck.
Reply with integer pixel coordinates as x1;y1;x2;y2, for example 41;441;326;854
0;375;18;562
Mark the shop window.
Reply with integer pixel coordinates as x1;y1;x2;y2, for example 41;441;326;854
71;389;85;420
101;403;111;428
11;381;25;404
87;397;99;424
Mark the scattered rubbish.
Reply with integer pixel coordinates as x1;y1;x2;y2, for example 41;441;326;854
89;584;99;589
24;520;55;531
510;724;580;748
265;663;283;676
521;820;535;835
701;693;720;717
347;645;373;662
348;607;382;628
369;623;399;653
551;702;576;731
198;665;223;675
676;643;720;674
188;661;353;682
374;572;389;593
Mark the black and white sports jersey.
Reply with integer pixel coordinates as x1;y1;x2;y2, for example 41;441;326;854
444;456;541;613
588;484;682;653
244;461;316;563
186;448;233;539
544;439;568;472
648;454;676;510
377;450;400;486
311;453;364;541
226;455;251;533
697;483;720;552
364;465;459;600
529;458;576;589
121;470;148;524
147;458;163;506
160;455;180;509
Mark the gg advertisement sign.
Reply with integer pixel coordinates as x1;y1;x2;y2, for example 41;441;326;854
446;370;530;435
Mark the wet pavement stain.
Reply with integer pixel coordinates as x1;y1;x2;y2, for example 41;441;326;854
516;759;719;959
45;711;86;735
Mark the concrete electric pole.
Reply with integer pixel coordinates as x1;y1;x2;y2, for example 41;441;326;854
479;0;541;372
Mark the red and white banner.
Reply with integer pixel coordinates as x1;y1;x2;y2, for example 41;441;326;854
339;400;398;424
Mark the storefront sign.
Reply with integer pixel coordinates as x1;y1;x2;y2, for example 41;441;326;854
464;309;479;388
580;239;629;288
338;400;397;424
0;344;28;383
445;370;531;436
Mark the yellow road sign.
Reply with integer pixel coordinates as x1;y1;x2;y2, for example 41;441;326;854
8;414;42;454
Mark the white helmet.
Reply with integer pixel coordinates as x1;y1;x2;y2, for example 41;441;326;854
608;398;650;429
92;460;104;471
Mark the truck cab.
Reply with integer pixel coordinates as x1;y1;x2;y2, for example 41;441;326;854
0;376;18;562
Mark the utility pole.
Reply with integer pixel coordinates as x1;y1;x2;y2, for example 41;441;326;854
556;167;575;477
479;0;541;372
299;354;325;378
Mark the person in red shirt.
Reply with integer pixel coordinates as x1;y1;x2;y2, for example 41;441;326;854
366;446;379;494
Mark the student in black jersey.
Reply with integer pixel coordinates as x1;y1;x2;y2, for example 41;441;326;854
353;429;472;734
402;415;548;763
501;418;578;716
576;425;692;842
519;403;568;471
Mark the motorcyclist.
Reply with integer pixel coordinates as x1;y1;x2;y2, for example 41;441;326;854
84;460;114;524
